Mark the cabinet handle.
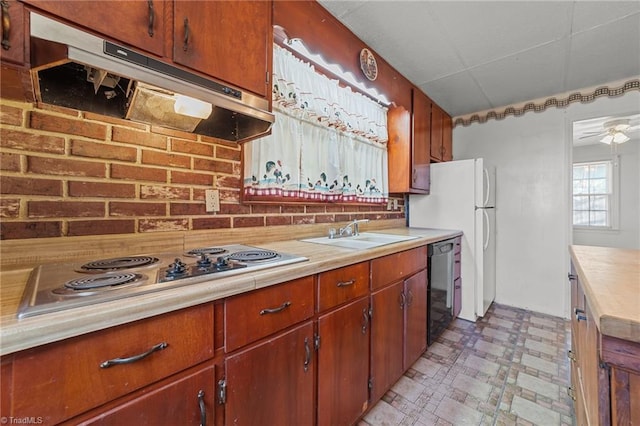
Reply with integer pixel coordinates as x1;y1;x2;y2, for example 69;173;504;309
399;292;406;309
567;350;576;362
259;301;291;315
574;308;586;322
337;279;355;287
1;0;10;50
182;17;190;52
303;337;311;372
568;273;577;281
99;341;168;368
567;386;576;401
147;0;155;37
361;307;369;334
197;390;206;426
406;290;414;307
412;168;417;183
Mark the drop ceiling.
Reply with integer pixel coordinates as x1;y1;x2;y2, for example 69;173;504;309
317;1;640;118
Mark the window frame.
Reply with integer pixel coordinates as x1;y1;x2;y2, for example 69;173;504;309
572;157;620;230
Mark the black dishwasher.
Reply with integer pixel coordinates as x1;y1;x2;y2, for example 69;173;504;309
427;238;456;345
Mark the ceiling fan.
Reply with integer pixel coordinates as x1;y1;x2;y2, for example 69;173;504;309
579;117;640;144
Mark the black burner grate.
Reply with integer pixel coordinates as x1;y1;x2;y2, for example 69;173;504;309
227;250;279;262
80;256;159;271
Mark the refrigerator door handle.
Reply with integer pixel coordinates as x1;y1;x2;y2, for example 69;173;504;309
483;167;490;207
483;209;490;250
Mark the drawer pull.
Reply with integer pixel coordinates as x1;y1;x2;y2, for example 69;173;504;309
183;17;190;51
147;0;155;37
574;308;586;322
259;301;291;315
567;350;576;362
99;341;168;368
197;390;206;426
337;279;355;287
567;386;576;401
1;0;10;50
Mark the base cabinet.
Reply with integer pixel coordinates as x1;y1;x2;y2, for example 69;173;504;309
317;297;371;426
223;321;315;426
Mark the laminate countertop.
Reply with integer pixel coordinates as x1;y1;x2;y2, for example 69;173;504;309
569;245;640;343
0;227;461;356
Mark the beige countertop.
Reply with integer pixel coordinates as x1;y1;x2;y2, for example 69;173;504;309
569;245;640;343
0;227;461;356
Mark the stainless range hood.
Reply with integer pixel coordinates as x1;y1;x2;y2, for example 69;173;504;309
29;13;274;143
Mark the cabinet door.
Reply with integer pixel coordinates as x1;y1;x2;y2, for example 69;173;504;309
0;0;25;64
23;0;166;56
442;113;453;161
317;297;370;426
224;321;314;426
173;1;271;96
404;269;427;370
370;281;404;403
76;364;215;426
387;105;412;193
411;89;431;192
430;103;444;161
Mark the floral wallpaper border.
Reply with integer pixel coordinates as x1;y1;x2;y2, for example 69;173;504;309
453;79;640;127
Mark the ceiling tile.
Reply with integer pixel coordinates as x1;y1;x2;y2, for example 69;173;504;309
566;14;640;90
572;2;640;33
420;71;491;116
470;39;569;109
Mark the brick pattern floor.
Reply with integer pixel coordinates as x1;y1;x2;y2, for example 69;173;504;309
360;303;573;426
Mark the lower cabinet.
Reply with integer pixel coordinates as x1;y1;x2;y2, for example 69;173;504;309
317;297;371;426
569;260;640;426
403;269;428;370
223;321;315;426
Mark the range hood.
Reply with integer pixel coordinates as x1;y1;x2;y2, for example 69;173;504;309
29;13;274;143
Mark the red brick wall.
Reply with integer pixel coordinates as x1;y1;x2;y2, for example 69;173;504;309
0;99;404;240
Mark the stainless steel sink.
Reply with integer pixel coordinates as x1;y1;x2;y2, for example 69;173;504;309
300;232;419;250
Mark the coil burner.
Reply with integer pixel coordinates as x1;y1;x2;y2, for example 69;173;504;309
52;273;147;296
185;247;227;257
227;249;279;263
79;256;159;272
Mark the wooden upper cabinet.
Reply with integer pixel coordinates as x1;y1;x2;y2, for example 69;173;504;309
173;1;271;97
430;103;453;162
0;0;25;65
22;0;167;57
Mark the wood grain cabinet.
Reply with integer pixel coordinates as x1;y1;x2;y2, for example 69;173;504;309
22;0;167;56
5;303;214;425
568;262;640;425
0;0;25;64
173;1;271;97
430;103;453;162
316;263;371;426
370;247;428;402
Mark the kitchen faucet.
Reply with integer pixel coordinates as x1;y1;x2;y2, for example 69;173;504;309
332;219;370;238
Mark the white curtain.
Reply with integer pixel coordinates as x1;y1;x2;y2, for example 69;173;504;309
244;44;388;204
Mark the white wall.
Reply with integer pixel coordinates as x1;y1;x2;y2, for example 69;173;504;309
573;141;640;249
452;91;639;318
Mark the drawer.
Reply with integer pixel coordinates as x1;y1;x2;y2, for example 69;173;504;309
225;276;314;352
371;246;427;290
11;303;214;425
317;262;369;312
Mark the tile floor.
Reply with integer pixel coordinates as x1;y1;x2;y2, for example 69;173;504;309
360;303;574;426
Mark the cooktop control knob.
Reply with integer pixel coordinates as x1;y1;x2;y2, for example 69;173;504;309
196;253;212;268
165;258;187;278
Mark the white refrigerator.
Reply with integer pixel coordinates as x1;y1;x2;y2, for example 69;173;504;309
409;158;496;321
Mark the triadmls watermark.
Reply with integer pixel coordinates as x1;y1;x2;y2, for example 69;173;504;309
1;417;44;425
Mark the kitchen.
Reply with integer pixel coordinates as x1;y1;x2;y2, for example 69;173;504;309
1;1;639;425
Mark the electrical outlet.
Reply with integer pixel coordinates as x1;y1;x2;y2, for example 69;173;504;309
387;199;393;210
393;199;398;210
205;189;220;213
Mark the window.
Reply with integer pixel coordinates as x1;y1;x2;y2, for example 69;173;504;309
572;160;617;228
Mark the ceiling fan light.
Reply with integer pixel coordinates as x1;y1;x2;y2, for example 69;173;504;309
600;134;614;144
612;131;630;144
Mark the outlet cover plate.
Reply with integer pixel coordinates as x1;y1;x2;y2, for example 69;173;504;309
205;189;220;213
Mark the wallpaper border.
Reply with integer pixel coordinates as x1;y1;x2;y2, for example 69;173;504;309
453;79;640;128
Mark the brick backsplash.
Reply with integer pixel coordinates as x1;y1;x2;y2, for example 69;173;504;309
0;99;405;240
